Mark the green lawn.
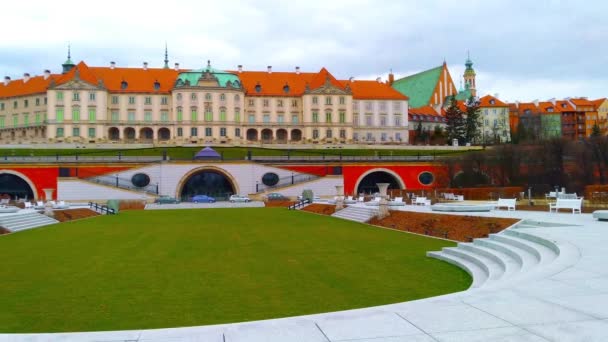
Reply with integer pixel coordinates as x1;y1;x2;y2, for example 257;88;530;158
0;146;471;160
0;208;470;333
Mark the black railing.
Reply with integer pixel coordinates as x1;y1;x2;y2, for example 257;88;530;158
288;199;310;210
88;202;116;215
256;174;320;193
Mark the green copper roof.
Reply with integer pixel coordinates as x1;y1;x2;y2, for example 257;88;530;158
392;66;442;108
176;62;241;88
455;88;472;101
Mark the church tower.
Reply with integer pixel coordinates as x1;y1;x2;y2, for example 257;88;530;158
463;52;476;97
62;44;76;74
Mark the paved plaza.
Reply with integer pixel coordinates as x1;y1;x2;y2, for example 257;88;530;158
2;205;607;341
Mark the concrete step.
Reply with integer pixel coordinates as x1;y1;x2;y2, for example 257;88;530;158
473;238;536;272
442;247;504;283
0;212;59;233
331;206;378;223
427;251;488;288
458;242;521;279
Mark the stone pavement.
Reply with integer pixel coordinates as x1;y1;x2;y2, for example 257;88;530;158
2;206;607;341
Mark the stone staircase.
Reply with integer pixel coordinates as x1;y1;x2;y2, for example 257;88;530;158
331;206;378;223
0;212;59;233
427;222;577;290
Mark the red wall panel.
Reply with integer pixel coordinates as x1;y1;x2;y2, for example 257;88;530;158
342;164;448;195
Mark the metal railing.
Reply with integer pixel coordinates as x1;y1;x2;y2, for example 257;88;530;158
86;175;159;195
0;155;166;163
288;199;310;210
88;202;116;215
250;155;436;162
256;174;320;193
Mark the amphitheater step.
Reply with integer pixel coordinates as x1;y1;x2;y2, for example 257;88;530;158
458;242;521;278
427;251;488;288
331;206;378;223
473;238;537;272
442;247;505;282
0;212;59;233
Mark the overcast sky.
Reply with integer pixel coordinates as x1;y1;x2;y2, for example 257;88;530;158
2;0;606;103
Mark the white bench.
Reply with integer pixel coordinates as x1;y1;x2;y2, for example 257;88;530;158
414;197;431;206
495;198;516;211
549;198;583;214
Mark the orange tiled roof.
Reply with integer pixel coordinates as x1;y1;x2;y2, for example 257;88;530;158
592;98;607;107
409;105;440;116
516;102;539;114
339;80;408;100
570;98;595;106
236;70;316;96
556;100;576;112
479;94;507;107
537;101;561;114
0;74;59;98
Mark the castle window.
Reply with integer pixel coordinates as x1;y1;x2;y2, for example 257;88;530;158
283;84;290;94
312;96;318;105
254;84;261;93
235;94;240;101
205;93;212;101
73;92;80;101
89;93;96;101
220;93;225;101
145;97;152;105
154;81;160;90
191;93;197;101
128;96;135;105
121;81;128;89
339;96;345;105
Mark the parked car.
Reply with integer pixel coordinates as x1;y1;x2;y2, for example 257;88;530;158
191;195;216;203
265;193;287;201
155;195;180;204
229;194;251;203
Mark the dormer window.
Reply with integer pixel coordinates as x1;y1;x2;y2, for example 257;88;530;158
561;103;567;108
283;84;290;94
254;83;261;93
547;107;554;112
153;81;160;90
490;99;495;105
120;81;128;90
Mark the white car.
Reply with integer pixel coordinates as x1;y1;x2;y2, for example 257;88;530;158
229;194;251;203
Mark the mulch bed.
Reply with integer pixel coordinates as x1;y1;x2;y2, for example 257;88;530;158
0;226;10;235
301;204;337;215
368;211;518;242
53;209;100;223
264;200;297;207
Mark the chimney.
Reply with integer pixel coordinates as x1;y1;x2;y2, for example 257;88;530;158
533;99;539;107
388;72;394;85
23;73;30;83
348;77;354;82
3;76;10;86
267;65;272;74
376;77;381;83
174;62;180;71
549;97;556;106
295;66;300;75
110;61;116;70
143;62;148;70
43;70;51;80
515;101;520;109
237;65;243;73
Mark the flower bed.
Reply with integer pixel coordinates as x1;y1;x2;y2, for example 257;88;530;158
369;211;518;242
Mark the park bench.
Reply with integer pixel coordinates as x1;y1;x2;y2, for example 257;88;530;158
549;198;583;214
494;198;517;211
414;197;432;206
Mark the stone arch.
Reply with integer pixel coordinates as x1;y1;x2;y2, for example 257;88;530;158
175;166;240;201
354;168;405;195
276;129;288;142
108;127;120;141
158;127;171;141
0;169;38;200
139;127;154;141
261;129;273;142
124;127;136;141
246;129;258;141
290;129;302;141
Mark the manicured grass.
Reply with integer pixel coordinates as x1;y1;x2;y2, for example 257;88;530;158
0;208;470;333
1;146;470;159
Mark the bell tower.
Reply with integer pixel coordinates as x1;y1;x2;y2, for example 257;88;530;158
463;52;476;97
62;44;75;74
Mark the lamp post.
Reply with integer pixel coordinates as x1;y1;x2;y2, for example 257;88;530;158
335;185;344;211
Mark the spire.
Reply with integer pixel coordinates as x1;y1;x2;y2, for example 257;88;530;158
163;43;169;69
62;43;76;74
